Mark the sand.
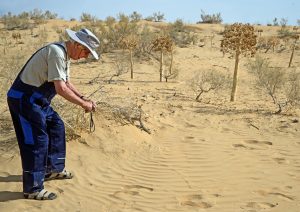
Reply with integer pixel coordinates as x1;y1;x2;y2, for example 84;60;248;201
0;20;300;212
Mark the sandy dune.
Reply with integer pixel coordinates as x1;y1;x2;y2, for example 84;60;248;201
0;20;300;212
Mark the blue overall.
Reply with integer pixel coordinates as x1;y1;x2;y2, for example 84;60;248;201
7;44;67;193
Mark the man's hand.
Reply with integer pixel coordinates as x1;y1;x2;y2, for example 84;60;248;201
81;96;96;112
82;101;94;113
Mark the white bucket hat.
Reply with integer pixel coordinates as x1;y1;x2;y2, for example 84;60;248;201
66;28;100;60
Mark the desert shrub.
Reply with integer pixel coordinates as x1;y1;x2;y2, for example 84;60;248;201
30;8;44;20
80;12;98;22
198;10;222;24
117;13;129;23
280;18;288;27
298;19;300;26
84;16;139;54
190;69;230;101
44;10;58;19
152;12;165;22
108;58;129;84
130;11;142;22
18;12;30;19
277;27;296;39
163;66;179;82
29;9;47;25
170;19;185;32
273;18;279;26
2;15;32;30
256;36;280;53
135;25;157;59
105;16;116;26
247;56;300;113
167;19;199;47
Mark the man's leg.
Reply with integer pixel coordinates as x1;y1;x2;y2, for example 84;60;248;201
45;107;66;173
7;98;48;194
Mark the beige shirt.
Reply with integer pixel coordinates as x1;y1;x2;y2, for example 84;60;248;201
20;42;70;87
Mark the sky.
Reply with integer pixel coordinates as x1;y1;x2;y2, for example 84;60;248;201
0;0;299;25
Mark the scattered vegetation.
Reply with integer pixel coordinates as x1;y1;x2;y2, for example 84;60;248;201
1;9;58;30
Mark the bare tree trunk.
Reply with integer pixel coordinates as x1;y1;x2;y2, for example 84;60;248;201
230;51;240;102
130;49;134;79
169;50;173;74
288;40;297;67
159;50;163;82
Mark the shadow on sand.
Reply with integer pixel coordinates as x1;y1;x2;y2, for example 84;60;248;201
0;191;23;201
0;175;22;183
0;175;23;201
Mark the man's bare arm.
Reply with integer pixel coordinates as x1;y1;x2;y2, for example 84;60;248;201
54;80;93;112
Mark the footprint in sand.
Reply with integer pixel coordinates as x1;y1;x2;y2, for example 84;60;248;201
245;202;277;209
255;189;294;201
269;192;294;201
184;122;197;128
273;157;289;165
178;194;213;209
233;140;272;150
244;140;272;146
232;143;255;150
111;185;153;199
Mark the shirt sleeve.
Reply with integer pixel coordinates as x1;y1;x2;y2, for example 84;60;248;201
48;57;67;82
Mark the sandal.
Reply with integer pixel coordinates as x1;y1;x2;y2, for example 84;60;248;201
45;169;73;181
24;189;57;200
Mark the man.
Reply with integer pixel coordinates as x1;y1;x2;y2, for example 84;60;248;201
7;28;100;200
